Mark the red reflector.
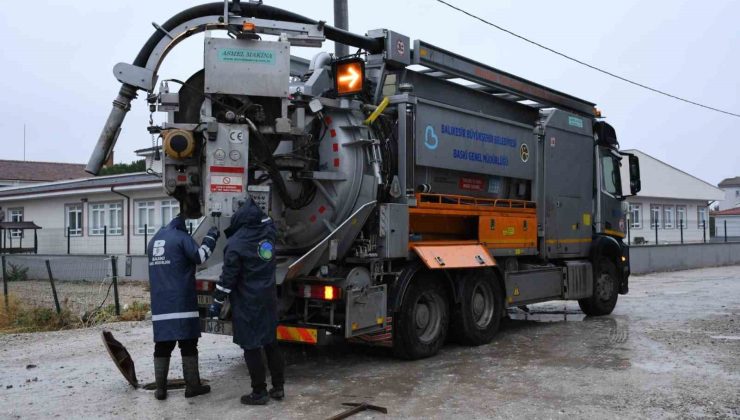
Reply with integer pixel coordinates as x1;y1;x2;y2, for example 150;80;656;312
196;280;214;292
332;143;339;152
333;158;340;167
177;175;187;182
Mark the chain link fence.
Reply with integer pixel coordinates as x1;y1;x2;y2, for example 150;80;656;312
1;255;150;326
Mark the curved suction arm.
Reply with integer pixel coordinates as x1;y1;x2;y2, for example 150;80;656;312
86;1;384;175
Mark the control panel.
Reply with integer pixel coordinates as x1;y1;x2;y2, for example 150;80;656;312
248;185;271;216
204;124;250;218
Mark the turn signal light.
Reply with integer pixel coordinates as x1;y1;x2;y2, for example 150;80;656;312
300;284;342;301
242;22;255;31
334;58;365;96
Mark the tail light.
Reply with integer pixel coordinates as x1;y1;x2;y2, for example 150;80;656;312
301;284;342;301
196;280;214;292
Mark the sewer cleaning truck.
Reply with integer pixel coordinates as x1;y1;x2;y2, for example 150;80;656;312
87;1;642;359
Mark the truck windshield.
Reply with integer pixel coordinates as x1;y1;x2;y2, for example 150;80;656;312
601;152;622;197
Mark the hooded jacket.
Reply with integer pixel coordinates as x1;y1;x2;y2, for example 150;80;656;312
148;215;216;342
216;199;278;349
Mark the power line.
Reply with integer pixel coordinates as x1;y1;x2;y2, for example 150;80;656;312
434;0;740;118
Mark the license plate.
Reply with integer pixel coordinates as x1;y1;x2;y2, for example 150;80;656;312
202;319;232;335
197;295;213;305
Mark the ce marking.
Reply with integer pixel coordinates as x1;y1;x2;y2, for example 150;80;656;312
229;130;245;143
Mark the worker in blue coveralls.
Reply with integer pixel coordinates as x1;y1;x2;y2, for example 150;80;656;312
208;198;285;405
148;214;220;401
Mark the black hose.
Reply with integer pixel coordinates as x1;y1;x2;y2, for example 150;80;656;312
133;2;383;67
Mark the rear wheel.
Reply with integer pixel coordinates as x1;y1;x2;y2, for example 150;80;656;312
452;269;504;345
578;257;619;316
393;274;450;360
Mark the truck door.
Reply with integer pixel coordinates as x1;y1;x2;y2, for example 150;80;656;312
596;147;626;238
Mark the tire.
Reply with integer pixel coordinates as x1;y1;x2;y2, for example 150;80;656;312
578;257;619;316
393;274;450;360
452;270;504;346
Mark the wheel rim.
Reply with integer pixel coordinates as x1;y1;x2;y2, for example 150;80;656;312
595;271;614;301
413;291;443;344
471;282;495;329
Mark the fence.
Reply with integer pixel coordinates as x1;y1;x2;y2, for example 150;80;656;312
630;242;740;274
2;222;199;256
627;219;738;246
1;255;150;319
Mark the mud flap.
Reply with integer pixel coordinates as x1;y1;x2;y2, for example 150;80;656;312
101;330;139;389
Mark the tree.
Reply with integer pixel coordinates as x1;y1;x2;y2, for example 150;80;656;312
98;159;146;176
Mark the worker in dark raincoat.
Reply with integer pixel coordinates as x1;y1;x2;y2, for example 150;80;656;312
148;214;220;400
208;198;285;405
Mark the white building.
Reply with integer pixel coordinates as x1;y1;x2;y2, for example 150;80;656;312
716;177;740;211
0;147;204;256
621;149;724;244
712;207;740;240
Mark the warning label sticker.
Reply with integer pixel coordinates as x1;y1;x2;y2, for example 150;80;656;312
210;175;243;192
459;177;485;191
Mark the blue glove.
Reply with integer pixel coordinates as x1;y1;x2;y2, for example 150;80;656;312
201;227;220;252
207;301;223;318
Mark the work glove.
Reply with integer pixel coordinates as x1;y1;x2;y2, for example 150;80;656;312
201;227;220;252
209;286;229;318
207;301;223;319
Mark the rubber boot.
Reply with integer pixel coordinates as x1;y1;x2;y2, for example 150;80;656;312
153;357;169;401
182;356;211;398
268;387;284;400
241;389;269;405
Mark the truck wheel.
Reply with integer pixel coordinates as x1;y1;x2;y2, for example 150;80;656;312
578;257;618;316
393;275;449;360
452;270;503;346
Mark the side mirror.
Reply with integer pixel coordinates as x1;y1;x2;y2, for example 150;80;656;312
628;154;641;195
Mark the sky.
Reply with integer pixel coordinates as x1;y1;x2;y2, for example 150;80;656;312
0;0;738;185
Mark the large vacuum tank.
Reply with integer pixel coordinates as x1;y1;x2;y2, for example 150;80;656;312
276;107;378;252
413;99;536;199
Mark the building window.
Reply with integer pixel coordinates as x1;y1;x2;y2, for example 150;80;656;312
697;206;707;228
663;205;675;229
89;202;123;236
8;208;23;238
650;205;661;229
629;204;642;229
160;199;180;226
676;205;687;229
65;204;83;236
136;201;156;235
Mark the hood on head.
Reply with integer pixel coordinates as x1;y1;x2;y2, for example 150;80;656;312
224;197;267;238
166;214;186;231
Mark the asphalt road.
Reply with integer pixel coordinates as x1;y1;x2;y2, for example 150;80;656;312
1;266;739;419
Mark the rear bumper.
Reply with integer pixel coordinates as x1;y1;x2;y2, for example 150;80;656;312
200;318;332;345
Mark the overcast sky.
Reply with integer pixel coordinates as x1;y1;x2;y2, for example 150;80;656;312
0;0;738;184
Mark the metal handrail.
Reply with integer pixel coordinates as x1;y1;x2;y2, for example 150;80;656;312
415;193;536;210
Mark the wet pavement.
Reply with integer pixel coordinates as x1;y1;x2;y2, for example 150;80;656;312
1;265;739;419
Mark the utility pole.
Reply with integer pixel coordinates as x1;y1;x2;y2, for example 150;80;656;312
23;124;26;161
333;0;349;57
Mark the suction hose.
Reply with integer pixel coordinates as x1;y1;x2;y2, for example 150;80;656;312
86;1;384;175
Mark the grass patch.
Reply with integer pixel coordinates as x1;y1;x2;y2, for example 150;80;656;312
0;296;74;333
0;295;151;333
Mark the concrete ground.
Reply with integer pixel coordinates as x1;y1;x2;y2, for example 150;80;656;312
1;266;739;419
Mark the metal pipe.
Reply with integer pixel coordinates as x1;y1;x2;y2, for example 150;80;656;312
86;85;137;174
333;0;349;57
